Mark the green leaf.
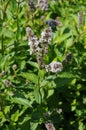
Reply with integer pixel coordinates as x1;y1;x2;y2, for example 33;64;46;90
47;89;54;98
4;106;10;114
11;110;19;122
66;37;73;49
38;69;46;80
40;80;48;87
58;72;76;78
0;112;5;119
54;72;76;87
40;88;45;100
27;61;39;69
30;122;38;130
19;72;38;84
79;122;85;130
20;60;26;70
10;97;32;107
54;33;72;44
34;87;41;104
0;27;14;38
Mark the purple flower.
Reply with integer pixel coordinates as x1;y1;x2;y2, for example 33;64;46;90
40;27;52;44
45;62;63;73
46;19;57;29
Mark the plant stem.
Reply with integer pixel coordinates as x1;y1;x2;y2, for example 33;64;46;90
1;35;4;55
14;2;20;53
16;2;20;44
1;0;10;55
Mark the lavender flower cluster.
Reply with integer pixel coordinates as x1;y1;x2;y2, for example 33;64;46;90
26;27;63;73
45;62;63;73
26;27;39;55
38;0;48;11
28;0;49;11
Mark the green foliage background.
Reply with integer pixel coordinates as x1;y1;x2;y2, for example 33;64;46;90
0;0;86;130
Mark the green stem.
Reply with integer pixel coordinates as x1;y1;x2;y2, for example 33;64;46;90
37;71;42;104
1;34;4;55
16;3;19;43
1;0;10;55
3;0;10;19
14;2;20;53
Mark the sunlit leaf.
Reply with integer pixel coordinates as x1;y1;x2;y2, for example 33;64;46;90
19;72;38;84
30;122;38;130
10;97;32;107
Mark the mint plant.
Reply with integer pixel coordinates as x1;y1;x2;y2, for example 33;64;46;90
0;0;86;130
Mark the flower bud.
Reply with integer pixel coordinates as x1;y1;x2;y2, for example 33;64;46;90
56;108;62;114
12;64;17;70
46;19;57;29
2;22;6;28
65;52;73;63
26;27;34;36
78;11;84;28
1;70;6;77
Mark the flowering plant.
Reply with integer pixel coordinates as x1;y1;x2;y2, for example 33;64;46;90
0;0;86;130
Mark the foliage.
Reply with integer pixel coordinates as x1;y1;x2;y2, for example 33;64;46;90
0;0;86;130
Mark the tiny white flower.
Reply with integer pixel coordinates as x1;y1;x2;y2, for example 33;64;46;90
28;35;39;55
45;122;56;130
12;64;17;70
36;47;42;55
45;65;50;72
26;27;34;36
56;108;62;114
29;36;39;47
40;27;52;44
50;62;63;73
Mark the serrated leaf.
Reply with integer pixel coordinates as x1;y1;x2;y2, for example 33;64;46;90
19;72;38;84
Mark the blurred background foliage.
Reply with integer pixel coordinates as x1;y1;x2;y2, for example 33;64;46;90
0;0;86;130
